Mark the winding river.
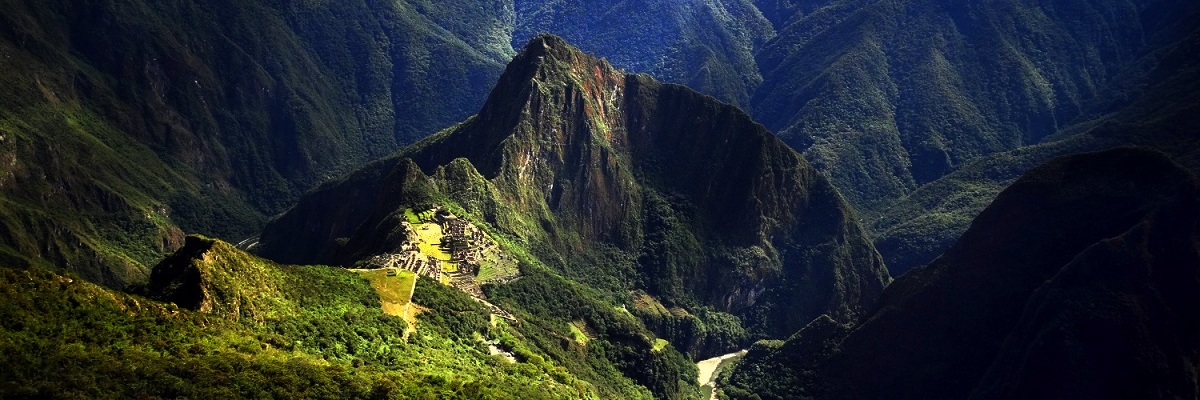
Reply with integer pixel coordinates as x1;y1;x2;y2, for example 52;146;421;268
696;349;747;399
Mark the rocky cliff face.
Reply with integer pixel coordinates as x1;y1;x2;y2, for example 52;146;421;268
259;35;889;339
725;147;1200;399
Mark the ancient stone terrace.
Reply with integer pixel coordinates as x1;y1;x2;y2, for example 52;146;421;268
361;206;522;323
361;251;443;281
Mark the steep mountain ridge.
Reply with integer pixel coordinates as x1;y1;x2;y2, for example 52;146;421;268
0;0;511;287
871;21;1200;275
724;147;1200;399
751;0;1200;213
260;35;889;343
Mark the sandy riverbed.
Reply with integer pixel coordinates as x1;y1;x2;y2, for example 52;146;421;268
697;349;747;396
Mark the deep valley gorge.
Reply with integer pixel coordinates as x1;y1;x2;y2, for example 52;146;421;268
2;0;1199;399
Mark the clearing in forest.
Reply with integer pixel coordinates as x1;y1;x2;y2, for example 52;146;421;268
354;268;419;329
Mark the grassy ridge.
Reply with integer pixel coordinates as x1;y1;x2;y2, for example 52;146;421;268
512;0;774;106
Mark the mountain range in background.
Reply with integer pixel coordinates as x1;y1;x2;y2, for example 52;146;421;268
1;0;1198;398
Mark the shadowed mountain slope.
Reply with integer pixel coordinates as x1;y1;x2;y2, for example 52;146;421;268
512;0;775;106
724;147;1200;399
871;21;1200;275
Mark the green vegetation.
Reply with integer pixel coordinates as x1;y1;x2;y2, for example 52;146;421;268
750;0;1199;216
258;36;891;398
403;208;422;224
414;224;452;262
0;0;511;287
569;321;592;345
871;23;1200;275
487;267;700;400
412;276;491;340
355;269;417;319
0;247;597;398
633;300;750;360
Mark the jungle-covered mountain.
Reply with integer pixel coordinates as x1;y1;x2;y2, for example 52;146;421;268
0;0;514;288
500;0;1200;278
723;147;1200;399
871;14;1200;274
259;34;889;350
2;0;1199;398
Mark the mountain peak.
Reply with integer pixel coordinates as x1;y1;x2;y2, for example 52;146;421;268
406;33;627;181
514;33;597;68
504;33;623;93
262;35;888;341
519;33;573;56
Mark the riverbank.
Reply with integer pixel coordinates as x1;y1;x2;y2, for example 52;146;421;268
697;349;747;399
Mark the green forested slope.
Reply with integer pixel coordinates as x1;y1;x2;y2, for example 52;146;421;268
0;0;510;287
871;21;1200;274
260;35;888;340
750;0;1200;213
725;148;1200;399
257;35;889;397
0;236;602;399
